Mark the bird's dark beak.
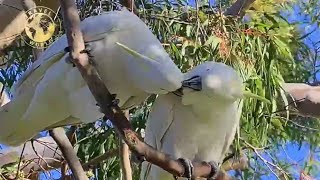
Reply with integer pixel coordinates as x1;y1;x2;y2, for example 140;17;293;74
182;75;202;91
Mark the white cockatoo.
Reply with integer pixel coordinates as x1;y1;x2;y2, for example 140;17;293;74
140;61;244;180
0;8;183;146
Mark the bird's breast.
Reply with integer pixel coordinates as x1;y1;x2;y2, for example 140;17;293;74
164;103;240;162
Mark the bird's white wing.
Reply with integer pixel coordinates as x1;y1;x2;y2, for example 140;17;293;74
219;100;243;163
2;56;74;146
0;8;182;146
81;8;183;95
0;87;34;144
141;94;179;180
0;38;68;146
12;34;68;97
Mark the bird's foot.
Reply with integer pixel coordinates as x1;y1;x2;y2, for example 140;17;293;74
207;161;220;180
65;56;76;67
96;94;120;112
131;153;146;164
109;94;120;108
174;158;194;180
64;43;95;66
80;43;94;57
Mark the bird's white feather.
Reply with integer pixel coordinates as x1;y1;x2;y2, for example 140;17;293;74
0;8;183;146
141;62;244;180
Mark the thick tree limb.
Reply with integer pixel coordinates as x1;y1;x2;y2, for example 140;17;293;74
224;0;256;17
58;0;229;179
49;128;88;180
282;83;320;118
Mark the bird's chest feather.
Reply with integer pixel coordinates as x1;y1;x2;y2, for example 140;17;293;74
165;103;238;162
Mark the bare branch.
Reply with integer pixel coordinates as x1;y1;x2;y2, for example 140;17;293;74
281;83;320;119
49;128;88;180
119;0;138;15
58;0;230;179
119;110;132;180
224;0;256;17
15;143;26;179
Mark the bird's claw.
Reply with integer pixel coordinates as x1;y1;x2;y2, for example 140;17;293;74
80;43;94;57
65;56;76;67
64;44;92;55
110;94;120;108
64;44;95;66
207;161;220;180
64;46;76;67
129;153;146;165
96;94;120;112
175;158;194;180
64;46;71;53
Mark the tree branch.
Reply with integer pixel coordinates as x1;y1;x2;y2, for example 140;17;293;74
119;110;132;180
119;0;138;15
49;128;88;180
58;0;230;179
281;83;320;119
224;0;256;17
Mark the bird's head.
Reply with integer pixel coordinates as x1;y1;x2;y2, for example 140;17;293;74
180;61;244;106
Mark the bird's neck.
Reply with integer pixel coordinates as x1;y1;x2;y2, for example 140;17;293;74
191;101;235;119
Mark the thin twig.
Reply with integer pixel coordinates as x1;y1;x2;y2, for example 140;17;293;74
242;139;290;179
15;143;26;179
119;110;132;180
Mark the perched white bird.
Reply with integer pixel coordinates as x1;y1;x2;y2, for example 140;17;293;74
0;8;183;146
140;61;244;180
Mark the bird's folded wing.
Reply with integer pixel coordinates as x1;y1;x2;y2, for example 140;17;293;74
12;9;138;96
80;8;142;43
0;87;35;143
142;94;178;179
144;94;177;150
45;116;81;130
11;24;70;95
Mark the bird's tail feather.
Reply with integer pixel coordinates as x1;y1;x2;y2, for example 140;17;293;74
0;89;35;146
